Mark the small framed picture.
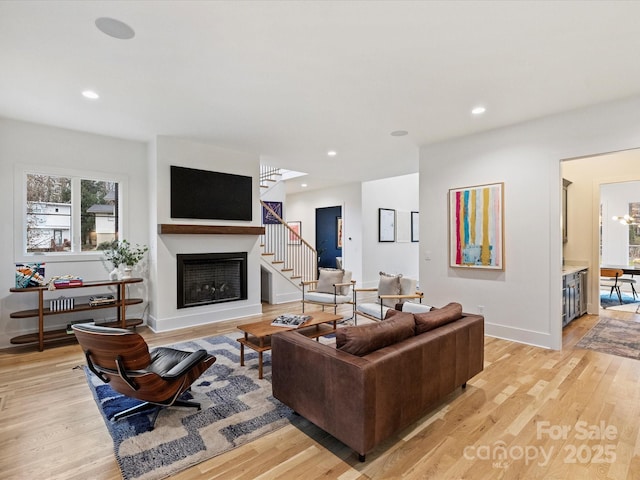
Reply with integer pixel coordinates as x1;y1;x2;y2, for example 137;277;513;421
262;201;282;224
337;217;343;248
288;221;301;245
379;208;395;242
411;211;419;242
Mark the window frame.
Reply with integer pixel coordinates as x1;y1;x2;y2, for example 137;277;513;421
14;165;128;263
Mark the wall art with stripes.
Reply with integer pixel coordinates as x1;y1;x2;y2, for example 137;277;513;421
449;182;504;270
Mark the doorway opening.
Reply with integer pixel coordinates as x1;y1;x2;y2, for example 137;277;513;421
315;205;342;270
561;150;640;317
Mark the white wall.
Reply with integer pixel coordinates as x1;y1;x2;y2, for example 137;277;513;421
285;174;419;290
0;117;148;348
420;96;640;350
148;136;263;332
361;173;420;287
286;182;363;284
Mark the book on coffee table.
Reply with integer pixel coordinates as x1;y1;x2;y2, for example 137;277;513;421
271;314;311;328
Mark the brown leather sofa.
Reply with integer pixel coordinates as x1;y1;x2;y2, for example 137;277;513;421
271;303;484;461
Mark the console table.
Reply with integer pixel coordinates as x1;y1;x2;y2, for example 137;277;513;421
9;278;144;351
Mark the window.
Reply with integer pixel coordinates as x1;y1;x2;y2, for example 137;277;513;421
629;202;640;263
21;171;121;257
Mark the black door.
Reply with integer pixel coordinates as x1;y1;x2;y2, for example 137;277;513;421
315;206;342;269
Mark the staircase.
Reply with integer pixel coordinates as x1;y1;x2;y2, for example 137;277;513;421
259;167;317;292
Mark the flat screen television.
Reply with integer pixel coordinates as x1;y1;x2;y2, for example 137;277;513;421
170;165;253;221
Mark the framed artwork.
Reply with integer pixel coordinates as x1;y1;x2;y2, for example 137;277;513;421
449;182;504;270
411;211;419;242
378;208;396;242
288;221;301;245
262;201;282;224
336;217;343;248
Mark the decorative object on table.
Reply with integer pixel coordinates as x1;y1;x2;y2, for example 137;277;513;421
271;313;311;328
378;208;395;242
49;296;74;312
15;263;45;288
100;239;148;279
288;220;301;245
449;182;504;270
262;201;282;224
88;294;116;307
47;275;83;290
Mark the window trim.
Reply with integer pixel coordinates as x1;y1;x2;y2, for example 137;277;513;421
14;165;128;264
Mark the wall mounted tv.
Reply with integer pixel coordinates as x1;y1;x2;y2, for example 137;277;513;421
170;165;253;221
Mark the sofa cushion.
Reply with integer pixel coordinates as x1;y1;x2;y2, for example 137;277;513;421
414;302;463;334
398;302;434;314
336;311;415;356
357;302;391;320
316;268;344;294
378;271;402;307
303;291;353;304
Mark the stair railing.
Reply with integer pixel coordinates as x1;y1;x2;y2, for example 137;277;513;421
260;166;281;186
260;200;317;284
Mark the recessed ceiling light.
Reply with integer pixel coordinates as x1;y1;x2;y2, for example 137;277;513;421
471;106;486;115
327;150;337;157
82;90;100;100
390;130;408;136
301;183;308;188
95;17;135;40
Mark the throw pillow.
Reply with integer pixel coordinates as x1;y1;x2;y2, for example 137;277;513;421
316;268;344;294
336;312;416;356
398;277;417;304
414;302;463;334
340;270;353;295
378;271;402;307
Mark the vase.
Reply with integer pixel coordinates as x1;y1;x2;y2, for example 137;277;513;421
122;266;133;279
109;268;119;281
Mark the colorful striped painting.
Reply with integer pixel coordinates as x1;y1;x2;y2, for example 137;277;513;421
449;183;504;270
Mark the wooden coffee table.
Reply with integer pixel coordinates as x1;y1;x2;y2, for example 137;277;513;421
237;311;341;379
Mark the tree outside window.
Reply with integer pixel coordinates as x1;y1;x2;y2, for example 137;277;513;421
25;173;119;253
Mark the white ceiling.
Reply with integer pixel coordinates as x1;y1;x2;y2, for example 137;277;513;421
3;1;640;193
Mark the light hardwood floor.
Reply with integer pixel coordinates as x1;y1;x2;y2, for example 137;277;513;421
1;303;640;480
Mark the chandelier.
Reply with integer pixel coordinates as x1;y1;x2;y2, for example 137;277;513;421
612;214;640;225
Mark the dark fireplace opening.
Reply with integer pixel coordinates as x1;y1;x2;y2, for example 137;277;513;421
177;252;247;309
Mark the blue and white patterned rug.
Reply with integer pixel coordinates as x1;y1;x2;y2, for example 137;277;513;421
84;334;300;480
600;290;638;309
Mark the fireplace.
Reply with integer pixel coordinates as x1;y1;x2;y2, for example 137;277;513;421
177;252;247;309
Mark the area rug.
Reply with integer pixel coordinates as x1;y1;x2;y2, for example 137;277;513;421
576;316;640;360
84;334;302;480
599;290;637;309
